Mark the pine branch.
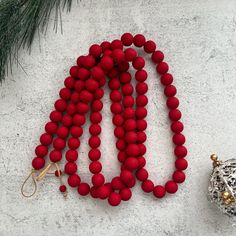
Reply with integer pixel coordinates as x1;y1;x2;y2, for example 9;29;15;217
0;0;72;82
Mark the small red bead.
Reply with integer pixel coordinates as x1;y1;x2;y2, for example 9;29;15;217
100;41;111;51
120;72;132;84
112;115;124;126
123;96;134;107
76;102;89;114
65;150;78;162
69;66;78;78
124;119;136;131
64;162;77;175
49;150;62;162
126;144;140;156
35;145;48;157
59;88;71;100
111;177;125;190
111;39;123;50
112;49;125;63
169;109;182;121
120;170;133;183
136;95;148;107
100;56;114;71
67;103;76;115
40;133;52;146
57;126;69;139
164;85;177;97
89;124;101;136
132;57;145;70
137;156;146;168
114;127;125;138
136;168;148;181
165;181;178;193
156;62;169;74
71;92;80;104
171;121;184;133
110;103;122;114
32;157;45;170
45;122;57;134
175;146;187;158
133;34;146;47
55;170;62;177
136;82;148;95
90;186;99;198
136;119;147;131
119;188;132;201
92;173;105;187
173;133;186;146
123;108;135;119
73;114;85;126
144;40;156;53
77;68;90;81
70;126;83;138
135;70;147;82
142;179;154;192
98;185;111;199
89;149;101;161
85;79;99;92
78;183;90;196
50;111;62;123
91;66;105;81
161;73;173;85
54;99;67;112
173;171;186;183
62;115;73;127
153;185;166;198
121;33;133;46
64;76;75;89
89;136;101;148
166;97;179;109
108;192;121;206
124;48;137;61
59;185;67;193
110;90;122;102
68;138;80;150
89;161;102;174
125;132;138;144
80;90;93;103
118;60;129;72
152;51;164;63
53;138;66;150
135;107;147;119
89;44;102;58
175;158;188;170
68;174;81;187
76;55;85;66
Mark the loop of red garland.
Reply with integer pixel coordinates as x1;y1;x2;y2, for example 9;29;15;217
31;33;188;206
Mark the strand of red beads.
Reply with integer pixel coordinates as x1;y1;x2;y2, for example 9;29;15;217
31;33;188;206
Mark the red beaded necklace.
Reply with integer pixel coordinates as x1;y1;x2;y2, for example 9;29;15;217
25;33;188;206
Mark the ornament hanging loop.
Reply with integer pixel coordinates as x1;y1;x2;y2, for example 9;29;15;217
21;169;37;198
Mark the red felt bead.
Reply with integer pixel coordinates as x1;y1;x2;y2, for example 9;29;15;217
132;56;145;70
109;78;120;90
112;49;125;63
80;90;93;103
35;145;48;157
45;122;57;134
137;132;147;143
175;146;187;158
89;149;101;161
173;171;185;183
137;156;146;168
76;102;89;114
110;103;122;114
165;181;178;193
126;144;140;156
120;72;132;84
98;185;111;199
123;96;134;107
156;62;169;74
173;133;185;146
40;133;52;146
94;89;104;99
89;124;101;136
125;176;136;188
114;127;125;138
71;92;80;104
144;40;156;53
59;88;71;100
133;34;146;47
166;97;179;109
169;109;182;121
100;41;111;51
92;173;105;187
32;157;45;170
66;150;78;162
123;108;135;119
90;186;99;198
124;119;136;131
112;115;124;126
53;138;66;150
68;174;81;187
116;139;126;151
64;162;77;175
136;82;148;95
78;183;90;196
142;179;154;192
161;73;173;85
164;85;177;97
69;66;78;78
139;144;146;155
76;55;85;66
89;44;102;58
175;158;188;170
108;192;121;206
111;39;123;50
91;66;105;81
119;188;132;201
100;56;114;71
118;60;129;72
121;33;133;46
136;107;147;119
59;185;67;193
77;68;90;80
64;76;75;89
135;70;147;82
54;99;67;112
50;111;62;123
70;126;83;138
108;68;119;78
103;50;112;57
120;170;133;183
152;51;164;63
136;119;147;131
171;121;184;133
67;103;76;115
89;136;101;148
57;126;69;139
89;161;102;174
73;114;85;126
153;185;166;198
124;48;137;61
110;90;122;102
91;100;103;112
49;150;62;162
75;81;85;92
122;84;133;95
136;168;148;181
125;131;137;143
62;115;73;127
68;138;80;150
136;95;148;107
85;79;99;93
124;157;139;170
111;177;124;190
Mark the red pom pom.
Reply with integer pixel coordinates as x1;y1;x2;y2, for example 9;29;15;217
66;150;78;162
126;144;140;156
73;114;85;126
49;150;62;162
164;85;177;97
59;88;71;100
32;157;45;170
91;100;103;112
123;96;134;107
100;41;111;51
77;68;90;80
68;174;81;187
88;149;101;161
90;112;102;123
135;70;147;82
135;107;147;119
125;131;137;143
153;185;166;198
45;122;57;134
166;97;179;109
136;168;148;181
110;103;122;114
169;109;182;121
133;34;146;47
174;146;187;158
89;161;102;174
142;179;154;192
173;133;185;146
119;188;132;201
122;84;133;95
111;177;125;190
156;62;169;74
70;126;83;138
114;127;125;138
136;82;148;95
64;162;77;175
123;108;135;120
152;51;164;63
67;103;76;115
98;185;111;199
75;80;85;92
132;56;145;70
120;170;133;183
108;192;121;206
136;95;148;107
57;126;69;139
35;145;48;157
161;73;173;85
68;138;80;150
124;48;137;61
124;157;139;171
40;133;52;146
69;66;78;78
62;115;73;127
173;171;185;183
89;136;101;148
64;76;75;89
91;66;105;81
175;158;188;170
112;49;125;63
90;186;99;198
165;181;178;193
136;119;147;131
76;55;85;66
100;56;114;71
89;124;101;136
124;119;136;131
111;39;123;50
144;40;156;53
71;92;80;104
83;56;96;69
78;183;90;196
85;79;99;93
171;121;184;133
89;44;102;58
109;78;120;90
121;33;133;46
50;111;62;123
137;156;146;168
53;138;66;150
54;99;67;112
92;173;105;187
80;90;93;103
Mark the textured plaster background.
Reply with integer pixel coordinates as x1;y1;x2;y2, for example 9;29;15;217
1;0;236;235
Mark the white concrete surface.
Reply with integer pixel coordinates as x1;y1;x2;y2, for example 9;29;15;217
1;0;236;235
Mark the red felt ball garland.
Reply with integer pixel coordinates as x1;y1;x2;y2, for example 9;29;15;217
30;33;188;206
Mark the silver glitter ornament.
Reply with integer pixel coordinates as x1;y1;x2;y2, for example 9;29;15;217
208;154;236;217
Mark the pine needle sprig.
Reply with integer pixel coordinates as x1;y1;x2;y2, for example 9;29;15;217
0;0;72;82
